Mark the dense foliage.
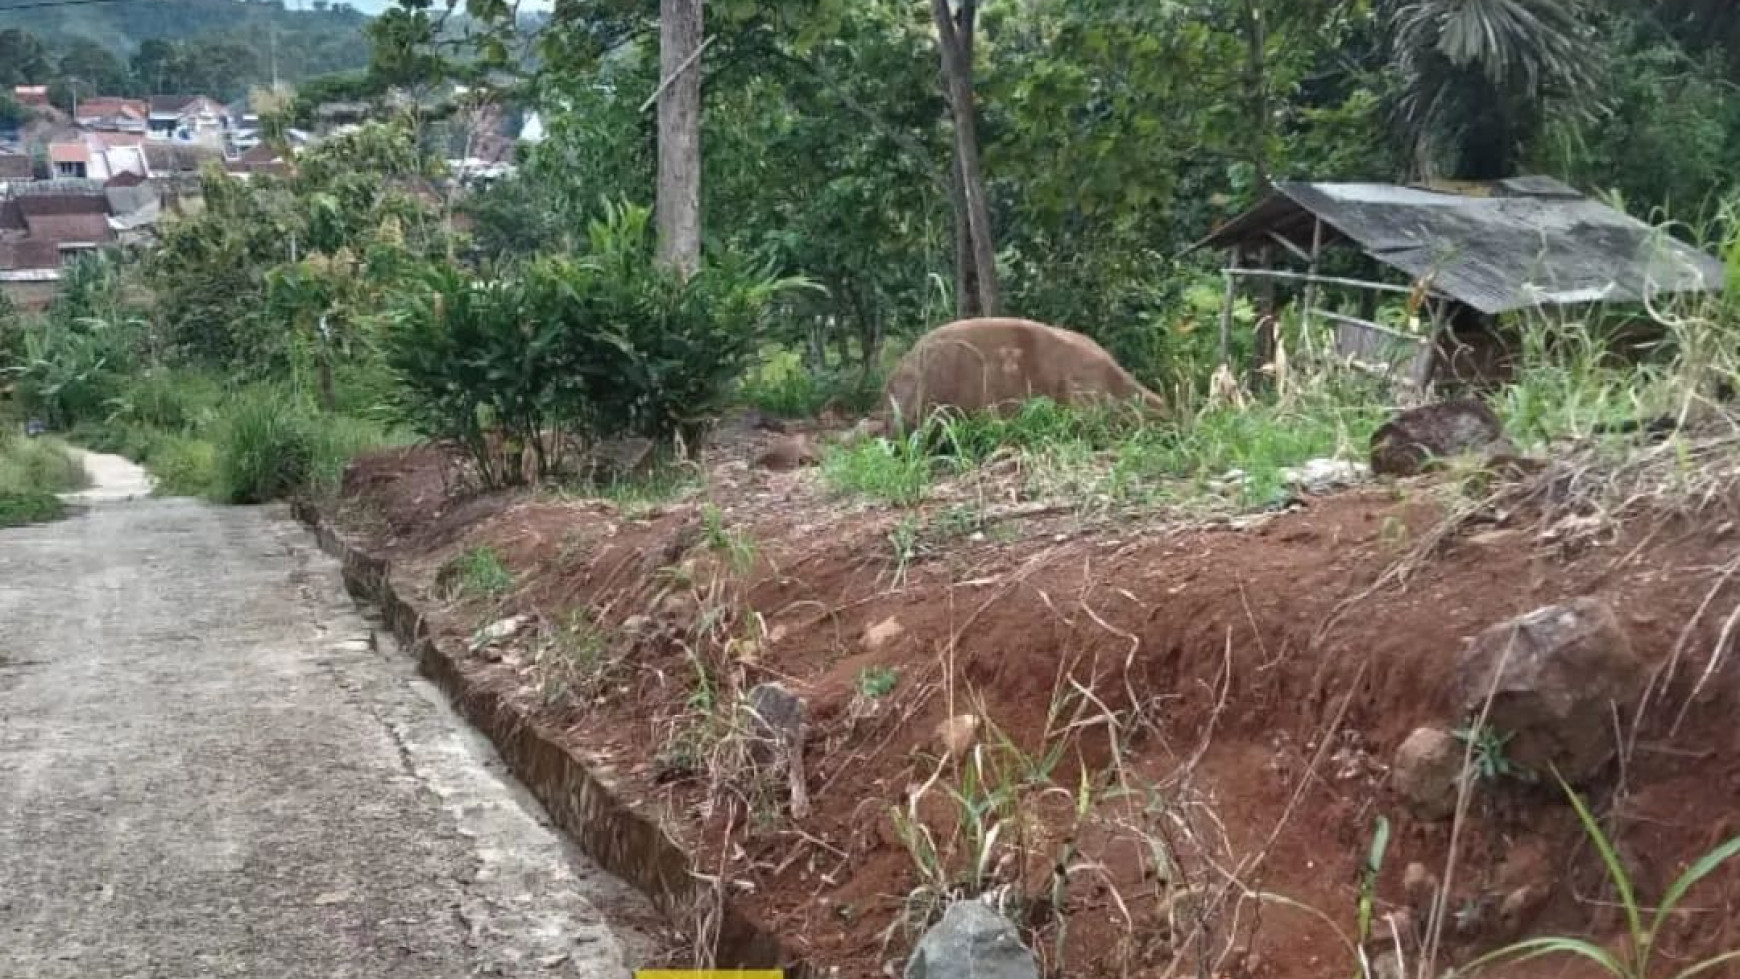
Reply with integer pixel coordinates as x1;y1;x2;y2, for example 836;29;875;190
0;2;370;104
384;203;801;486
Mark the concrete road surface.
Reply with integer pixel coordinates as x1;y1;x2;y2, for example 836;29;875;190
1;454;657;978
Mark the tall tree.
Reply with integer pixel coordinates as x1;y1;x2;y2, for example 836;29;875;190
656;0;704;278
930;0;999;317
0;29;51;87
57;38;132;97
1386;0;1598;179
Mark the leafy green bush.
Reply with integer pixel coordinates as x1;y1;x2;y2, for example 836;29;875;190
738;349;885;418
384;202;802;488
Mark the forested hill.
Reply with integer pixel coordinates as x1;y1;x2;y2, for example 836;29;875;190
0;0;371;102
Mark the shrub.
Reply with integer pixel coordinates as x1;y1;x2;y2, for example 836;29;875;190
213;392;321;503
0;433;88;495
383;202;804;488
211;389;391;503
107;370;226;434
0;491;64;527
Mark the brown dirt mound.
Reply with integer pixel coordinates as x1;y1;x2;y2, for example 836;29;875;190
329;421;1740;979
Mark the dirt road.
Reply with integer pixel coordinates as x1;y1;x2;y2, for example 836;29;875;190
0;455;655;978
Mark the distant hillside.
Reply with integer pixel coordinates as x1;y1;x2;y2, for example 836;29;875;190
0;0;372;101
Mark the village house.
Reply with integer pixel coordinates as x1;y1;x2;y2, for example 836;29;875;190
74;97;150;135
0;181;115;308
148;96;230;144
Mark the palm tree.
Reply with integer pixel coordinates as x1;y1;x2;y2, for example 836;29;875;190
1385;0;1599;179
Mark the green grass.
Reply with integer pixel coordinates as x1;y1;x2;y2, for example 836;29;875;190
856;665;899;699
442;546;514;599
0;431;87;528
820;396;1382;511
208;388;395;504
0;491;66;527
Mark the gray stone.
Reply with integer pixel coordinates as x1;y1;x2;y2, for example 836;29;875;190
743;682;806;764
1370;399;1511;477
905;900;1040;979
589;437;656;482
1281;457;1369;494
1392;727;1462;821
1450;597;1644;782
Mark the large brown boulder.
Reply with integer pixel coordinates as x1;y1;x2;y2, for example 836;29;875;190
881;318;1165;426
1450;597;1645;782
1370;399;1511;476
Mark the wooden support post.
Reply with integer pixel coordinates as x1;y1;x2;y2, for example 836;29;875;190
1299;217;1324;361
1219;248;1240;366
1252;244;1277;388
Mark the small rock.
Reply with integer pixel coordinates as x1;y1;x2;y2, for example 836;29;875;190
863;615;906;651
1370;399;1511;477
469;615;531;653
1369;949;1404;979
935;714;981;759
743;682;806;764
1392;727;1463;821
621;614;654;639
1403;862;1439;915
1450;597;1645;782
1498;884;1549;935
755;434;820;471
904;900;1039;979
1281;457;1369;494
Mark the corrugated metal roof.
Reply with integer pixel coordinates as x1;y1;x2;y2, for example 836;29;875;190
1193;178;1727;315
0;239;63;270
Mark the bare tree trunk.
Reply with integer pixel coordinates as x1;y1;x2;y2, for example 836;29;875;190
1243;0;1270;189
931;0;999;318
949;153;980;318
656;0;703;278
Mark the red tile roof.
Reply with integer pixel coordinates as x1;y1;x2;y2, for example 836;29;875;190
49;142;90;164
22;213;113;244
76;98;148;118
17;194;107;217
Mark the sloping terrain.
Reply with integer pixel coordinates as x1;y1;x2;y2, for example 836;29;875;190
324;415;1740;979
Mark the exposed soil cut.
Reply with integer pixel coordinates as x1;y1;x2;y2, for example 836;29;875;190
327;416;1740;979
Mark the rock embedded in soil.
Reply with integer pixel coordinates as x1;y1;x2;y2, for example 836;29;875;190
904;899;1040;979
743;682;806;764
754;433;820;471
1391;727;1463;821
863;615;906;652
1450;597;1644;782
1369;399;1512;477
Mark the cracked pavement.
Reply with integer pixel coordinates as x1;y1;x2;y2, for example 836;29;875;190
0;457;658;978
